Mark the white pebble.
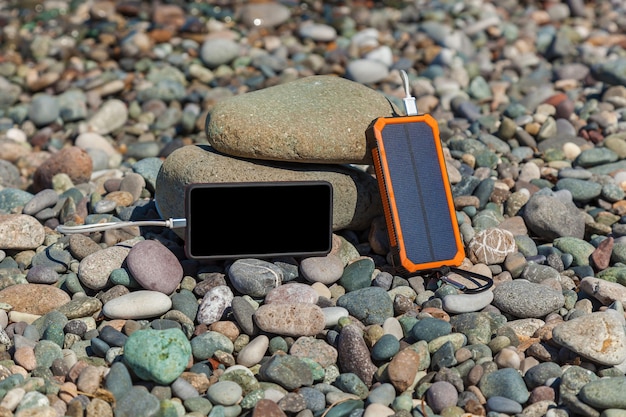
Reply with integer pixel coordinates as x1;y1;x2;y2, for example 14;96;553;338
364;403;395;417
5;128;27;143
563;142;581;160
102;290;172;319
494;346;521;369
382;317;404;340
0;387;25;411
237;335;269;367
322;306;349;328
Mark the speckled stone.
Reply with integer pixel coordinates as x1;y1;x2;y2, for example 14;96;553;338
0;214;46;250
337;324;378;387
123;328;191;385
253;303;325;337
0;283;70;315
552;311;626;366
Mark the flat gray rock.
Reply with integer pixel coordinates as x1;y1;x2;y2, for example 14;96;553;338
552;310;626;366
154;145;383;233
205;75;398;164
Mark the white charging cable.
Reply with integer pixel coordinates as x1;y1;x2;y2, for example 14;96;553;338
400;70;418;116
56;218;187;234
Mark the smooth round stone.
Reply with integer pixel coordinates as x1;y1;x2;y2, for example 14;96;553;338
289;336;338;368
479;367;530;404
231;296;257;336
371;334;400;361
104;361;133;402
22;189;59;216
31;243;72;273
206;381;243;406
0;283;70;316
339;257;375;292
25;265;59;284
492;280;565;319
336;286;394;325
197;285;234;325
367;383;396;406
298;22;337;42
123;328;191;385
190;331;234;361
200;38;240;68
125;239;183;295
0;214;45;250
322;306;349;328
237;335;269;367
442;290;494;314
345;59;390;84
264;282;318;305
171;289;199;322
102;290;172;320
75;132;118;157
382;317;404;340
553;237;595;267
99;326;128;347
171;378;200;401
83;99;129;135
335;373;369;399
28;94;59;126
78;245;131;290
427;381;459;414
579;377;626;409
410;317;452;342
487;396;524;414
114;386;160;417
524;361;563;390
228;259;283;298
239;2;291;28
300;254;344;285
253;303;325;337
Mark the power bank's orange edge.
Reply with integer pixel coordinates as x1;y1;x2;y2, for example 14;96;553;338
370;114;465;273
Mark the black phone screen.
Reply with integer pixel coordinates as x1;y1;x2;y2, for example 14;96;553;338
184;181;333;259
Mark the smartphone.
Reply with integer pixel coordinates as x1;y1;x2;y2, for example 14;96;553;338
184;181;333;260
368;114;464;274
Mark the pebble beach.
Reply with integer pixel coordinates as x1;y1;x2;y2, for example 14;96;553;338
2;0;626;417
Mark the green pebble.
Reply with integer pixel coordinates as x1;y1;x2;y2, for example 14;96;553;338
339;257;375;292
219;369;260;395
34;340;63;369
268;336;288;355
323;399;364;417
300;357;325;381
158;399;184;417
61;272;85;294
334;373;369;399
392;393;413;411
371;334;400;361
109;268;140;288
124;328;192;385
240;389;264;409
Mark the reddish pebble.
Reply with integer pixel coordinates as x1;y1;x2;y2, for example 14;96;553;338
32;146;93;192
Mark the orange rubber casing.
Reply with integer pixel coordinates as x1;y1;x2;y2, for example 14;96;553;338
369;114;464;274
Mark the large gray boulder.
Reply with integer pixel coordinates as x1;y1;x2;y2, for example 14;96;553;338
154;145;383;235
205;75;398;165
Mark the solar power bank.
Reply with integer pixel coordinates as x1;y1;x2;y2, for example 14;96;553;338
369;113;465;274
184;181;333;260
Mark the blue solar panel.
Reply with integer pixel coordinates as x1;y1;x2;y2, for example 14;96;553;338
371;115;464;272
